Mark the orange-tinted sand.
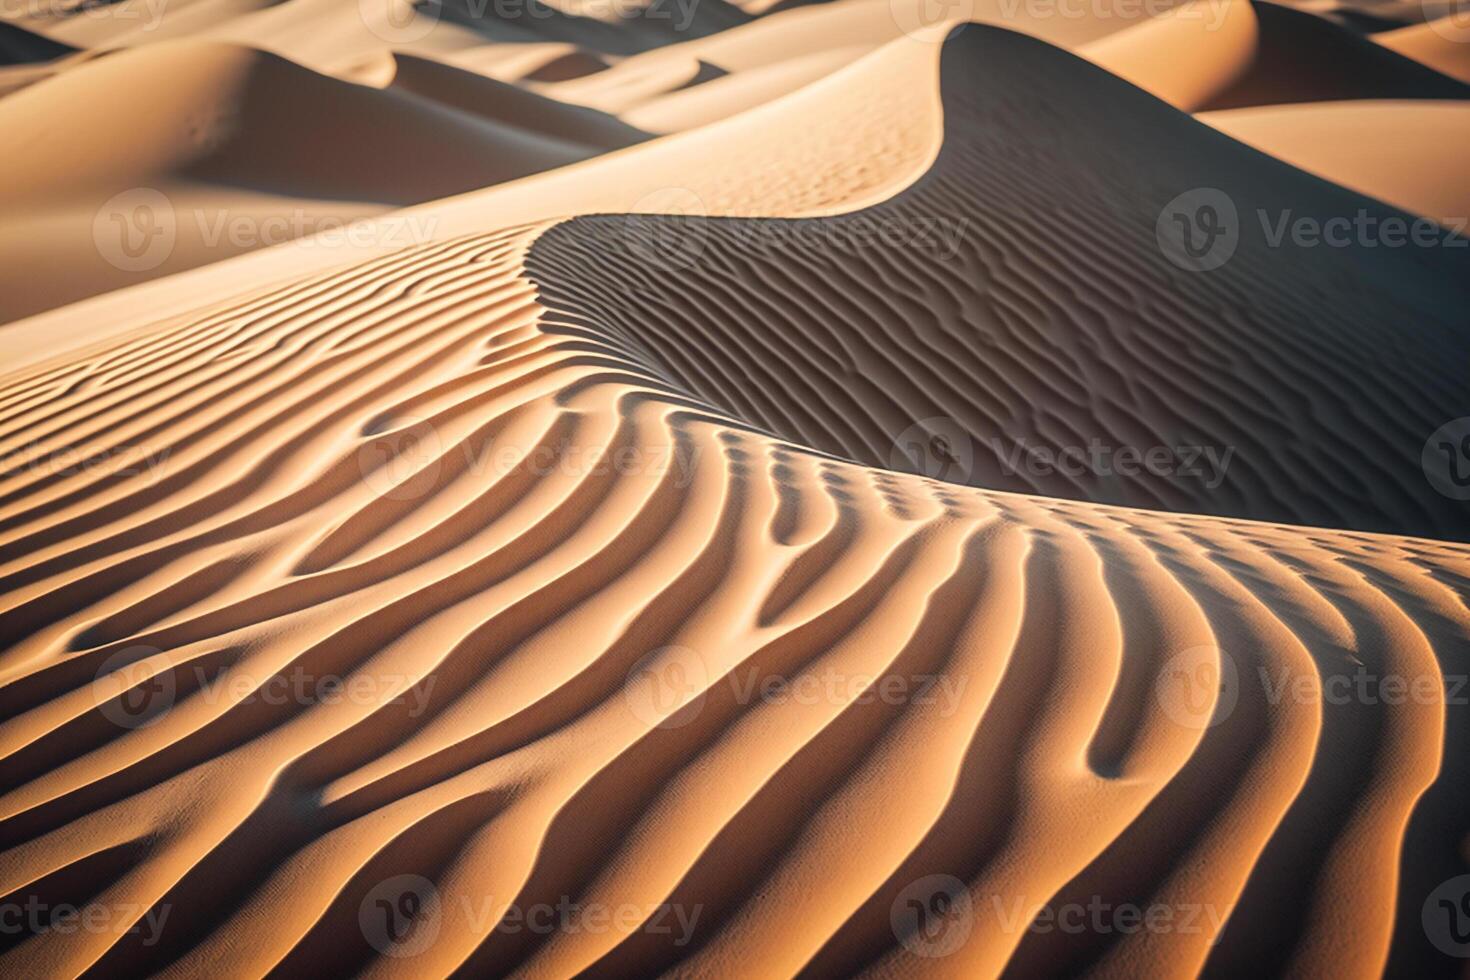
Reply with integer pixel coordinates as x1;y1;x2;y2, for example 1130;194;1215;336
1;1;1468;977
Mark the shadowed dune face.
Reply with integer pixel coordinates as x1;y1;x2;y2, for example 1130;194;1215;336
526;29;1470;541
0;29;1468;979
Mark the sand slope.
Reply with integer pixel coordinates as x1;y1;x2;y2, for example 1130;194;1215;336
0;39;618;323
0;21;73;64
1376;18;1470;83
1;26;1467;980
0;16;950;372
530;30;1470;540
1194;0;1470;110
1200;100;1470;224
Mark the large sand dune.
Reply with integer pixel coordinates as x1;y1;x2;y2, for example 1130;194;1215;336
1;3;1468;979
530;31;1470;539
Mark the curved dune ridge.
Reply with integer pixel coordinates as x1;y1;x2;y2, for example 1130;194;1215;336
1;26;1469;980
530;29;1470;540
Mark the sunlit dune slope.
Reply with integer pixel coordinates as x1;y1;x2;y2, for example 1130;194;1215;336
0;26;1467;980
1200;99;1470;224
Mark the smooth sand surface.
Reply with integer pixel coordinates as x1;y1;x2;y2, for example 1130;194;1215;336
1200;100;1470;223
1;3;1468;979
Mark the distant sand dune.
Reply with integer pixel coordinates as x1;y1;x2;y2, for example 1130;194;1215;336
0;39;623;323
1200;100;1470;224
1193;0;1470;110
1;27;1467;979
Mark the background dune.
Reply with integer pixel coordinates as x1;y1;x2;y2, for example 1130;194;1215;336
1;1;1468;978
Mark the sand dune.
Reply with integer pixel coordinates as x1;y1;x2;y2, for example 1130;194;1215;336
531;29;1470;540
386;53;650;149
0;39;621;323
1200;100;1470;223
3;0;1470;976
1;23;1468;979
1191;0;1470;110
1080;0;1258;110
1376;18;1470;83
0;16;950;372
0;21;73;63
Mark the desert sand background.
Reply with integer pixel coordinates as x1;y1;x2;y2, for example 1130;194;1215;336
1;0;1469;976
